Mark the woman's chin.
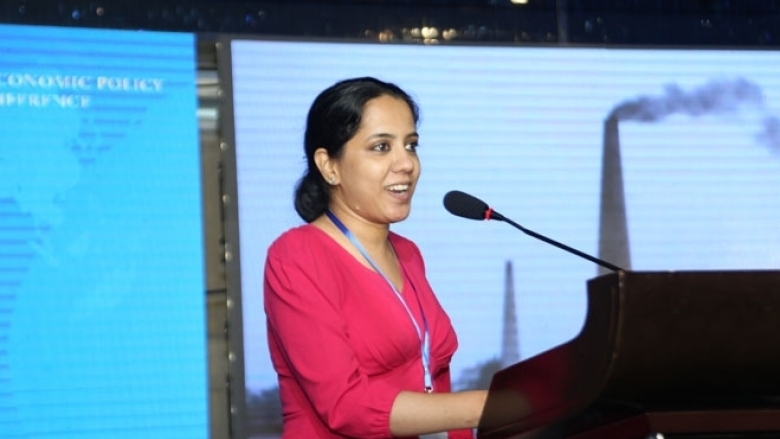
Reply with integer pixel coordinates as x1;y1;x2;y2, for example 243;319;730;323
385;208;412;224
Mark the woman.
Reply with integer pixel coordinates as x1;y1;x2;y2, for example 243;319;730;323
264;77;487;438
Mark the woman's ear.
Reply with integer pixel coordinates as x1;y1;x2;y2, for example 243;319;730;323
314;148;338;186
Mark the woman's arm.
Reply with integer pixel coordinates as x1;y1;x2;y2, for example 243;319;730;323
389;389;487;437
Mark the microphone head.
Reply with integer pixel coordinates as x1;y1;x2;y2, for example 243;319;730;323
443;190;491;220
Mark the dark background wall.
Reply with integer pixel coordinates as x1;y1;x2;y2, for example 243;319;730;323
2;1;779;47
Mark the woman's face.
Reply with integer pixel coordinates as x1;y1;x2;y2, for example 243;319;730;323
326;94;420;227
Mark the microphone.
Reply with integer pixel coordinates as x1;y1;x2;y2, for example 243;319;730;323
443;190;623;272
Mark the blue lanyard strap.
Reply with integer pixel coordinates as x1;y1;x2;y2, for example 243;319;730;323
326;210;433;393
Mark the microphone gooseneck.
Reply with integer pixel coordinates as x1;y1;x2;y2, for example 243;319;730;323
442;190;623;272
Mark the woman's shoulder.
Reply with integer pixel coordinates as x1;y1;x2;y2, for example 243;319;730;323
267;224;331;259
388;231;422;259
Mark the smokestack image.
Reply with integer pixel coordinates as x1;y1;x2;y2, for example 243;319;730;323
597;117;631;276
597;77;772;276
500;260;520;367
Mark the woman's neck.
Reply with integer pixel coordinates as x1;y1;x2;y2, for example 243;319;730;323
317;205;401;289
325;205;390;251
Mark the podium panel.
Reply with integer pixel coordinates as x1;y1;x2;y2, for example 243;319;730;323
477;270;780;439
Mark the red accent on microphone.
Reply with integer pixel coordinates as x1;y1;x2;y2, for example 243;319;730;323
485;207;493;221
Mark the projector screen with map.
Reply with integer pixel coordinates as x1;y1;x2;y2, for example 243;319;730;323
0;24;207;438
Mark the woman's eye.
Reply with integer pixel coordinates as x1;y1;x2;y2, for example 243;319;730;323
373;142;390;151
406;142;419;152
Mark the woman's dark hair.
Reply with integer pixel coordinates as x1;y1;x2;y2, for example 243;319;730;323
294;76;420;222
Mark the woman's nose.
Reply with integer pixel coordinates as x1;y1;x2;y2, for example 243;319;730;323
391;147;415;171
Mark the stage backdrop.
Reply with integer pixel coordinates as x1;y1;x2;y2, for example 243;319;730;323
219;37;780;432
0;25;207;438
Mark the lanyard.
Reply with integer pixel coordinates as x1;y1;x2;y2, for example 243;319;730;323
326;210;433;393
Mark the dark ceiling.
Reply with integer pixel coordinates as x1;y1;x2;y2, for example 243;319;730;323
1;0;778;46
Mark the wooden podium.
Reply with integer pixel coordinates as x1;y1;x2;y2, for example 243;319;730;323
477;270;780;439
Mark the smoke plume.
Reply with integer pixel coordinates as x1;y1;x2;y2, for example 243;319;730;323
757;115;780;153
608;77;764;122
609;77;780;153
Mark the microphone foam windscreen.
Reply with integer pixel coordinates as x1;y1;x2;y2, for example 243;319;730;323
443;190;488;220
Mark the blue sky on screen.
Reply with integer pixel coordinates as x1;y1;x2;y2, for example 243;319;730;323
228;40;780;392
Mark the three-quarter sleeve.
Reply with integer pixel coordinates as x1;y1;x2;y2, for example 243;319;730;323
430;366;475;439
264;247;402;438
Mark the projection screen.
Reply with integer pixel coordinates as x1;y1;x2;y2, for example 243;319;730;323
219;37;780;434
1;24;207;439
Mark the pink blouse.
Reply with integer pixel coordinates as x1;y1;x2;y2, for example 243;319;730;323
264;225;474;439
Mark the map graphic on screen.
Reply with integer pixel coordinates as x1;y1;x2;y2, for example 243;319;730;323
0;24;207;438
